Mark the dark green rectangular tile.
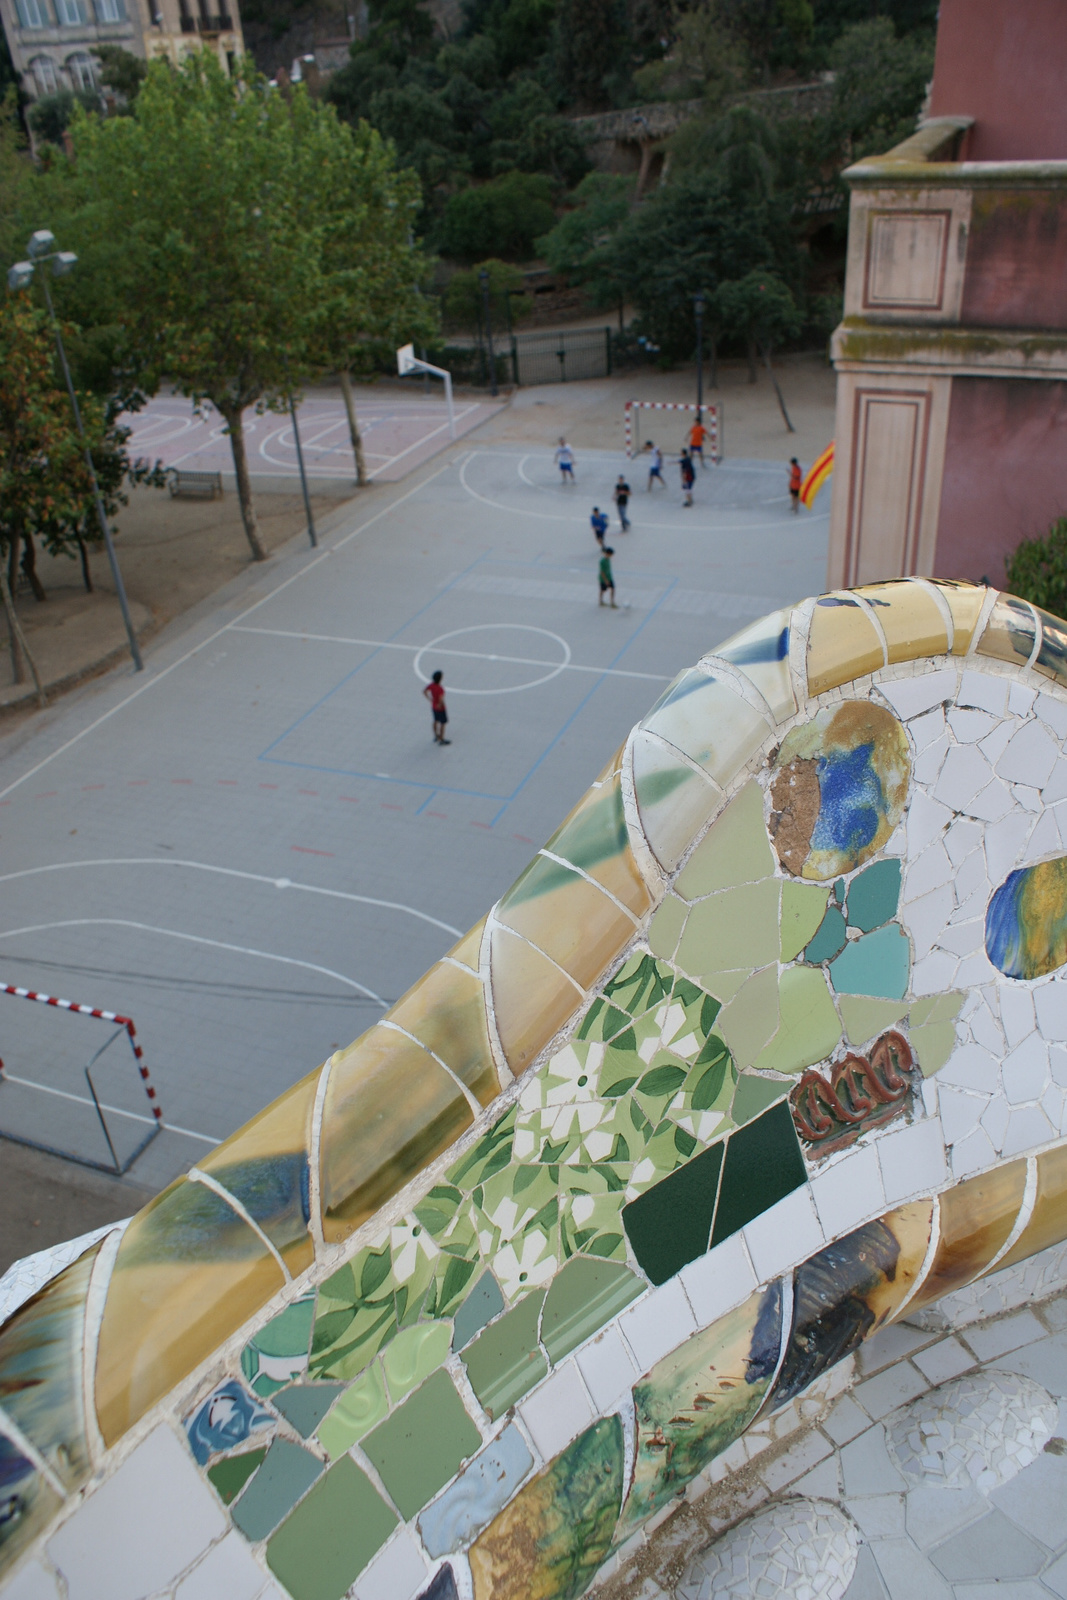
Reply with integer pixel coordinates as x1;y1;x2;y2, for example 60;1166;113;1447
207;1447;265;1505
622;1141;724;1286
266;1455;397;1600
710;1101;806;1248
363;1369;482;1520
541;1258;643;1362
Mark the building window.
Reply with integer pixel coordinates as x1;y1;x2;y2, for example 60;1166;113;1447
95;0;126;17
66;49;98;88
16;0;49;26
28;54;58;92
55;0;88;22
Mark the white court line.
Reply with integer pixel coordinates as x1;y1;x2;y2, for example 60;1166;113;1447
0;455;462;802
0;859;463;937
366;406;481;480
1;1072;219;1146
457;451;829;533
229;625;672;683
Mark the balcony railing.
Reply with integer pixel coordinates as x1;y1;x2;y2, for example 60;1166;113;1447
179;12;233;31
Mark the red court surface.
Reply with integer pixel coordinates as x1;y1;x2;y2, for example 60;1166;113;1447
122;389;502;486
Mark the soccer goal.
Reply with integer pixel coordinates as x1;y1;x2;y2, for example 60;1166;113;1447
0;982;163;1174
624;400;723;462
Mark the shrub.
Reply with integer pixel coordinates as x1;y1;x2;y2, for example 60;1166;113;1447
27;88;97;144
439;170;555;262
1006;516;1067;622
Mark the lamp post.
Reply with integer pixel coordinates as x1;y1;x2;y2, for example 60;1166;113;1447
693;290;705;425
479;267;498;398
8;231;143;672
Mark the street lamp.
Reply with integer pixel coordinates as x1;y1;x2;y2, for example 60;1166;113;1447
479;267;498;399
8;231;143;672
693;290;706;425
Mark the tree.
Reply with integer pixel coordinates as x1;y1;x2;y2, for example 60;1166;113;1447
439;170;555;260
91;45;148;108
1007;518;1067;624
826;17;935;164
52;52;326;561
554;0;623;107
716;269;800;426
444;258;530;329
537;171;633;317
26;89;98;146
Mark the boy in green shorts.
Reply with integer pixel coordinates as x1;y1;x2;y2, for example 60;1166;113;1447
598;547;617;608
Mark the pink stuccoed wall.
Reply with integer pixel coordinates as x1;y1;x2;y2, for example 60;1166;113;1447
929;0;1067;161
962;192;1067;330
935;377;1067;587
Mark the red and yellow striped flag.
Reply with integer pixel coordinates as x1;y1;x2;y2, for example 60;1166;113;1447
800;441;834;508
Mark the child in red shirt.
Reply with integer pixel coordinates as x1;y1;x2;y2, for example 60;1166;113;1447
424;671;451;744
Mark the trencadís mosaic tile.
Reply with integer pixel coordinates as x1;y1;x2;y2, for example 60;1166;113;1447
11;583;1067;1600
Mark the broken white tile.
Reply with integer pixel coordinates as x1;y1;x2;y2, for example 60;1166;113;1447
353;1530;428;1600
1009;682;1037;718
952;847;990;903
959;668;1009;716
1011;783;1044;812
956;950;997;987
906;790;953;855
518;1360;595;1462
936;919;984;959
968;778;1015;823
1041;756;1067;804
979;717;1017;765
938;1042;1000;1094
938;1086;988;1145
911;949;960;994
948;707;998;743
620;1279;696;1375
679;1232;757;1329
1001;1104;1055;1157
880;669;957;720
1035;980;1067;1040
809;1145;885;1239
742;1188;824;1282
1041;1081;1065;1130
944;817;984;864
574;1323;637;1414
844;1493;907;1540
1000;984;1036;1047
914;733;951;786
175;1536;267;1600
877;1119;947;1204
1021;806;1061;864
1049;1044;1067;1087
905;882;955;961
1000;723;1058;787
1002;1037;1049;1105
822;1394;872;1446
903;840;954;902
911;1336;975;1385
966;996;1005;1054
933;744;994;811
981;1094;1011;1150
950;1125;998;1178
1035;691;1067;738
985;812;1035;887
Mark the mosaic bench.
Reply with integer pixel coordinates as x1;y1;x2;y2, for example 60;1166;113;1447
4;579;1067;1600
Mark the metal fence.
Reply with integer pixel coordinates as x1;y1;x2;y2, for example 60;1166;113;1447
506;327;614;386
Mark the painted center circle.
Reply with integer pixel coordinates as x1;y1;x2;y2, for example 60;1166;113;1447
412;625;571;695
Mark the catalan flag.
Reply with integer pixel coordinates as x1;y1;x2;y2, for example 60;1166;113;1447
800;441;834;508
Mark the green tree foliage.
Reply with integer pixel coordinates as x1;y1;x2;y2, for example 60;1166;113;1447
716;268;800;423
536;171;633;309
91;45;148;108
554;0;625;107
440;170;556;261
444;258;530;329
1007;518;1067;624
26;89;99;146
825;16;935;162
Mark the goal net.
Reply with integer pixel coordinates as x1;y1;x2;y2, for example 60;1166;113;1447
625;400;722;462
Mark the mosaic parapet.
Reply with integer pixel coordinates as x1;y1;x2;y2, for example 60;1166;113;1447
8;581;1067;1599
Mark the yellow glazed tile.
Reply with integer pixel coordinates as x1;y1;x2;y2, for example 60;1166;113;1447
780;881;830;962
716;965;781;1067
319;1026;474;1245
647;894;687;961
388;960;500;1106
489;924;584;1075
676;880;780;982
543;774;652;919
872;1201;935;1324
447;915;487;974
95;1179;286;1445
675;780;775;899
927;580;985;654
997;1142;1067;1270
594;740;627;785
977;593;1037;670
495;853;637;991
641;670;771;788
805;596;885;696
1031;605;1067;689
854;581;949;662
906;1162;1028;1311
199;1070;319;1275
630;729;723;873
712;608;797;720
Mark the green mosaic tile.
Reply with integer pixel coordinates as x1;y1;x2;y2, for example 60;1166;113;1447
540;1258;643;1361
576;996;636;1045
207;1447;265;1505
266;1456;397;1600
717;966;780;1067
452;1272;505;1352
461;1290;548;1418
804;906;848;964
447;1106;517;1193
710;1101;806;1247
363;1369;482;1520
780;881;830;962
730;1073;788;1126
316;1361;389;1459
271;1384;344;1438
751;966;841;1075
676;880;781;980
622;1141;724;1284
911;1022;959;1076
382;1321;452;1402
241;1294;315;1396
647;896;687;960
910;992;965;1026
230;1437;324;1541
675;780;774;897
838;995;910;1048
829;925;910;1000
845;858;902;932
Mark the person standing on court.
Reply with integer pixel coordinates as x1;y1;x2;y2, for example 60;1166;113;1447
646;443;665;490
598;546;618;608
591;505;609;546
555;437;576;484
689;416;709;467
680;448;695;507
423;670;451;745
613;474;631;531
789;457;802;513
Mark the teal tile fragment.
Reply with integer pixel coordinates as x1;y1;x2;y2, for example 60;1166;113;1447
271;1383;345;1438
829;924;910;1000
452;1272;505;1352
803;906;848;964
710;1101;806;1247
363;1369;482;1520
731;1072;788;1125
845;858;902;933
418;1423;533;1556
230;1437;323;1541
460;1291;547;1418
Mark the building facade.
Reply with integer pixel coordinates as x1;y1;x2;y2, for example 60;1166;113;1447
0;0;243;105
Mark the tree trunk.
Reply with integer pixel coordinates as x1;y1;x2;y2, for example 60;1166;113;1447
746;337;758;383
21;532;46;602
0;559;44;705
339;369;368;487
77;534;93;593
760;340;796;432
223;406;266;561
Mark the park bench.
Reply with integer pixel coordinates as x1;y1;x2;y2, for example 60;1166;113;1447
166;468;223;500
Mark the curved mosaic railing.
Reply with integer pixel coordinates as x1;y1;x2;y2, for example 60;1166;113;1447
5;580;1067;1600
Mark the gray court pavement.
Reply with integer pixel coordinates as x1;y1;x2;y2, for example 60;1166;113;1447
0;440;829;1192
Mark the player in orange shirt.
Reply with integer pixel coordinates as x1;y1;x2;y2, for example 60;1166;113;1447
789;457;802;513
688;417;709;467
